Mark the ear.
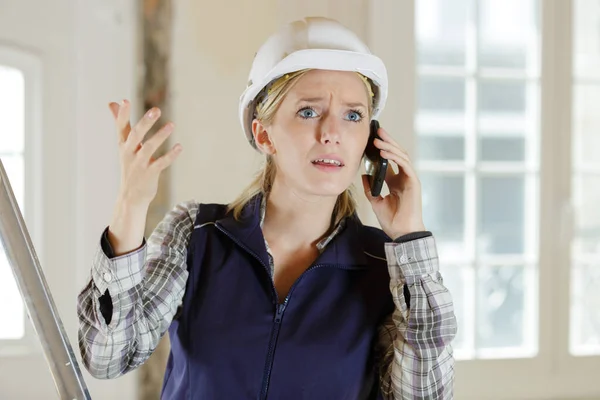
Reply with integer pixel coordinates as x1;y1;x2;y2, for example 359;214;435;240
252;119;276;155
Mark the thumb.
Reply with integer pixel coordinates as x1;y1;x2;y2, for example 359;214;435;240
362;174;382;203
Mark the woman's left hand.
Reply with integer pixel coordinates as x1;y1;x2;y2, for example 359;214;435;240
362;127;426;240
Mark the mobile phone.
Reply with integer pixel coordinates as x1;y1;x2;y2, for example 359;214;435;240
363;119;388;197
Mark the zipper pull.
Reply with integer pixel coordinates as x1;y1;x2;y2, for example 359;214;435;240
274;300;287;323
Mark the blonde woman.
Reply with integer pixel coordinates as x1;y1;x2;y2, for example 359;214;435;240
77;17;457;400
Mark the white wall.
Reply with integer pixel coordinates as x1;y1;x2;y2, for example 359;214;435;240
170;0;278;206
0;0;138;398
73;1;139;399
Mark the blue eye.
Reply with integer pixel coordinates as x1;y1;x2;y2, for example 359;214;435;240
345;110;363;122
298;107;318;119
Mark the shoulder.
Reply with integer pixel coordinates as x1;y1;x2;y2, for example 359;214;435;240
189;201;230;227
158;199;199;230
359;224;390;243
345;216;391;266
351;215;391;247
157;200;230;233
361;225;391;264
147;200;200;249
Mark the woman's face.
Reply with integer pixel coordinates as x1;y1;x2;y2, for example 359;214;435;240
254;69;371;200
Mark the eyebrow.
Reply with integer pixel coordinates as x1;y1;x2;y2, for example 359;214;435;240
295;97;367;109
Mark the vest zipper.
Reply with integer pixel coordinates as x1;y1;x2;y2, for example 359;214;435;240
214;224;286;400
259;298;288;400
259;264;356;400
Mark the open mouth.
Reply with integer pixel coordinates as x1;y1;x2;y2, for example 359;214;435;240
311;158;344;167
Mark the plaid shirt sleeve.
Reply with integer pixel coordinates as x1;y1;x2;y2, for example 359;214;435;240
376;235;457;399
77;201;198;379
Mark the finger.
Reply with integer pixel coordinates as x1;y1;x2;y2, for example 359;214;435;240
138;122;174;159
377;142;411;169
116;99;132;143
127;107;162;151
374;136;410;162
151;143;183;171
377;128;411;158
361;174;373;200
377;127;400;147
380;149;417;181
383;159;402;190
384;162;397;181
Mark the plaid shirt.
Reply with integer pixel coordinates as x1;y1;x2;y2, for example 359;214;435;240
77;200;456;399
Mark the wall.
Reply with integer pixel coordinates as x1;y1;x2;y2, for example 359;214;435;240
73;0;139;399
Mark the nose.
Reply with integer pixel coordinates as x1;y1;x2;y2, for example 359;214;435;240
318;113;341;145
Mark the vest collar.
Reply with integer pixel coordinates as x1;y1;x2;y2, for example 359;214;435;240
214;193;376;268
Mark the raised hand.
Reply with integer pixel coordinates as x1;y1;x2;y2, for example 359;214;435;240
106;100;182;255
108;99;182;207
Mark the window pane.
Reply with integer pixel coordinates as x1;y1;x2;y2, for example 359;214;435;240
418;135;465;161
416;0;468;67
571;264;600;355
477;265;528;350
0;65;25;153
573;84;600;167
479;136;526;162
478;80;531;139
416;0;540;362
478;0;538;70
479;176;525;255
573;174;600;256
571;0;600;357
479;80;526;114
419;77;466;112
421;174;466;259
574;0;600;78
417;77;466;133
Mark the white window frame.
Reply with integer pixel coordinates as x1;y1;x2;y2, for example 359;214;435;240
368;0;600;398
0;44;44;356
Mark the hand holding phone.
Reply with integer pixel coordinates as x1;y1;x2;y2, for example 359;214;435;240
363;120;388;197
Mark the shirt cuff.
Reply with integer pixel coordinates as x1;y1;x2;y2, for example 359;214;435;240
393;231;432;243
384;235;439;279
92;227;147;295
100;226;146;258
100;227;116;258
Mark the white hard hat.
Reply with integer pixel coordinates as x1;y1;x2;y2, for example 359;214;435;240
239;16;388;150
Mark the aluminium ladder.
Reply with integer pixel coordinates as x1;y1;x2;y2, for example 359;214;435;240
0;158;91;399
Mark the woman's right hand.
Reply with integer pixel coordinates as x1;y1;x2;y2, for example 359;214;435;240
108;99;182;207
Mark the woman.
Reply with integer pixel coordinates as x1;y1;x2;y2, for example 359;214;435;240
77;17;456;399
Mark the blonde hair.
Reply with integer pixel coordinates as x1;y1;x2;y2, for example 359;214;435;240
228;69;375;224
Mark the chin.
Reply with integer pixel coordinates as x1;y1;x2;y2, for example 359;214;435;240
305;181;351;198
282;168;355;198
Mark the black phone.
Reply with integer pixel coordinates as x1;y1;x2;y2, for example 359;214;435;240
364;119;388;197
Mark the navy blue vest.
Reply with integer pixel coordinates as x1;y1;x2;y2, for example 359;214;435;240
161;195;394;399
